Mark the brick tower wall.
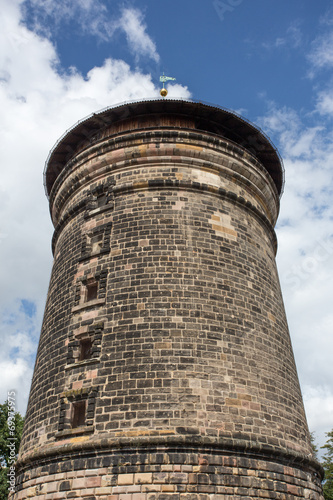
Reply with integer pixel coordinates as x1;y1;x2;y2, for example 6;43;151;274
13;102;324;499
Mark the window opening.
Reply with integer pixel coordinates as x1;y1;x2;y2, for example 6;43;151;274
71;400;86;428
96;193;107;207
79;338;93;361
90;233;103;254
86;282;98;302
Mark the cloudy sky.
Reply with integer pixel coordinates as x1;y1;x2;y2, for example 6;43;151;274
1;0;333;456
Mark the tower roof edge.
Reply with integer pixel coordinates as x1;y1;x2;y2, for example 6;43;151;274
43;98;284;198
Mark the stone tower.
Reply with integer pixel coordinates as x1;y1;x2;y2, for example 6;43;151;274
15;100;323;499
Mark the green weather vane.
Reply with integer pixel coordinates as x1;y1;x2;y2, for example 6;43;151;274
159;73;176;97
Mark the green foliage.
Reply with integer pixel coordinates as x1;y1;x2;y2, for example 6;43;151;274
0;468;9;500
322;430;333;500
0;400;25;499
310;431;319;459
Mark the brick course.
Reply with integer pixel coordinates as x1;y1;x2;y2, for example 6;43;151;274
13;100;323;499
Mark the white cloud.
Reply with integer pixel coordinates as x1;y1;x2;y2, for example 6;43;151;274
262;20;302;51
0;0;190;413
22;1;159;63
304;386;333;454
259;104;326;160
308;30;333;72
259;97;333;455
117;8;160;63
164;83;191;98
0;358;33;412
22;0;110;40
315;87;333;115
258;16;333;449
0;299;38;413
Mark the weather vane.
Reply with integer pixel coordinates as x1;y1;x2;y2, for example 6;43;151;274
159;73;176;97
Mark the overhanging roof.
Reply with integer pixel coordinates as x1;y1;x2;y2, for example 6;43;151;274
44;99;284;198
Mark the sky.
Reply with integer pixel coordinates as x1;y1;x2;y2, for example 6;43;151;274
1;0;333;457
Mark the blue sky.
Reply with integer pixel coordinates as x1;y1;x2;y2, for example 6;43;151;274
1;0;333;456
21;0;331;116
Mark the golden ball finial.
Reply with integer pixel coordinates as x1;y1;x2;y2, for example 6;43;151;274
160;88;168;97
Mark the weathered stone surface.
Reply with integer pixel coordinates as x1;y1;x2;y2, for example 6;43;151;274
13;100;323;499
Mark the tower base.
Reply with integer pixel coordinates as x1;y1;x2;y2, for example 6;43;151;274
14;436;323;499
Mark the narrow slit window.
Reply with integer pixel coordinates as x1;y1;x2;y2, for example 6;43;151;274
86;282;98;302
91;234;103;254
71;400;86;428
79;338;93;361
97;193;107;207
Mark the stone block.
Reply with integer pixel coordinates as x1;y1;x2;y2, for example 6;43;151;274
134;473;153;484
118;474;134;486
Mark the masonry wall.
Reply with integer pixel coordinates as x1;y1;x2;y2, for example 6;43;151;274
14;447;323;499
14;110;324;499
